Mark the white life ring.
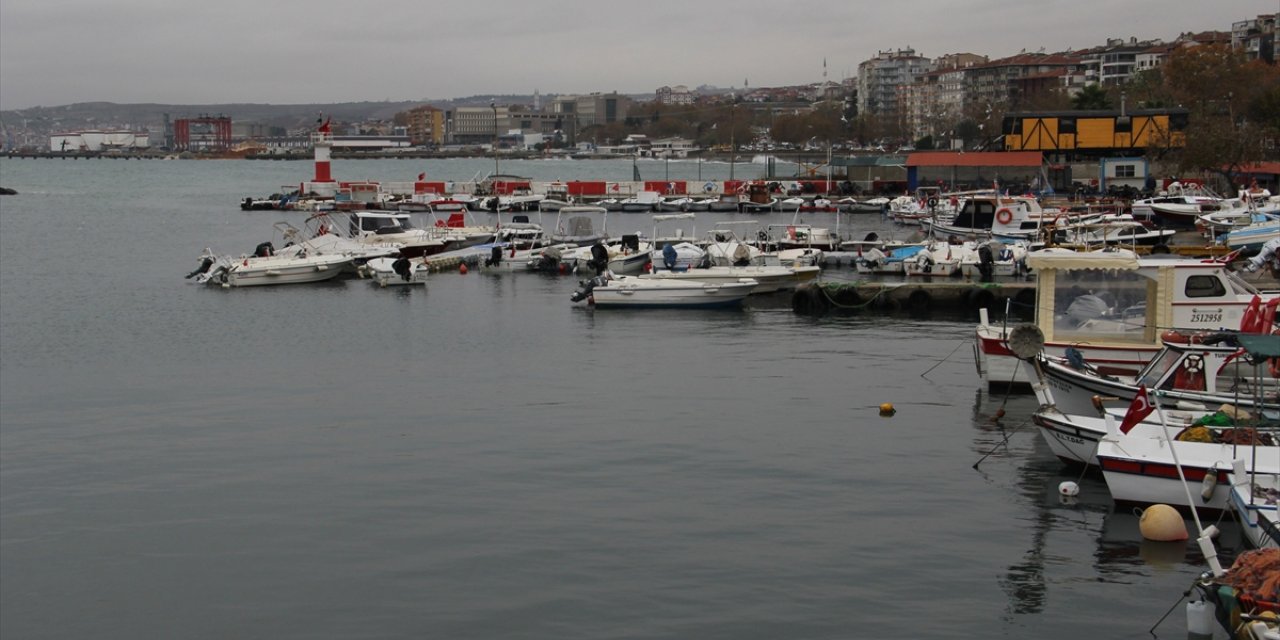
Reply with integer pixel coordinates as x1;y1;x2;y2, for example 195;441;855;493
704;181;716;193
996;208;1014;224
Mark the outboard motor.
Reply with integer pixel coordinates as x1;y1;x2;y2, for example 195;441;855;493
485;245;504;268
530;246;563;272
253;241;275;258
977;244;995;281
621;234;640;253
392;256;412;281
186;256;216;279
241;197;254;211
662;243;678;269
570;275;609;303
589;242;610;274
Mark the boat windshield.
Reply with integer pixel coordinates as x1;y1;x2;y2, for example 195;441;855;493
1137;348;1182;388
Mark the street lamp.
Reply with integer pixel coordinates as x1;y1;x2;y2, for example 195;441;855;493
491;101;499;177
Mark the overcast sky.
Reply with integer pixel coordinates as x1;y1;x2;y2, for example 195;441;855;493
1;0;1275;111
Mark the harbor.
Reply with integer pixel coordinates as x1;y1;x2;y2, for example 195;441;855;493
3;152;1279;640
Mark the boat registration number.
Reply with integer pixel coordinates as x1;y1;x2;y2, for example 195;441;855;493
1189;309;1223;324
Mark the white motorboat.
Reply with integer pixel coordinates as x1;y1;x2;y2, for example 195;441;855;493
902;240;974;277
1052;215;1178;248
1132;183;1223;227
570;274;757;308
769;222;842;251
957;241;1030;279
189;247;350;288
563;234;655;276
641;263;819;294
364;256;429;287
619;191;662;213
343;210;448;258
549;206;609;246
1222;218;1280;253
853;242;928;275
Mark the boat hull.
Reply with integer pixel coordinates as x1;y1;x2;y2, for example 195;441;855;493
584;278;757;308
221;256;350;287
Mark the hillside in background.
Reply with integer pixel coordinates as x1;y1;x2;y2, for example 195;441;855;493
0;94;588;147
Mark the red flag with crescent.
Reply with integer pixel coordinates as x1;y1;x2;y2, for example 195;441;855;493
1119;385;1154;434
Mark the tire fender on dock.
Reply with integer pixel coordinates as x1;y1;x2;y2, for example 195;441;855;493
907;289;932;314
791;285;830;315
967;287;996;312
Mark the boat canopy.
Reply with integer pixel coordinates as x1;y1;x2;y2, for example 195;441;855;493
1237;333;1280;359
1025;249;1140;271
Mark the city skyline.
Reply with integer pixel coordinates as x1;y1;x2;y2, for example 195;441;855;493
0;0;1275;111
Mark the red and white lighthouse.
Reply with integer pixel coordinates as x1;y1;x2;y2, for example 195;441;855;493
312;117;334;183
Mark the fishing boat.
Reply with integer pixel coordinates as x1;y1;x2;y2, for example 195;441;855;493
974;249;1280;391
1095;419;1278;513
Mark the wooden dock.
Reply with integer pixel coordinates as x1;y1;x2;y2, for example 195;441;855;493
791;279;1037;317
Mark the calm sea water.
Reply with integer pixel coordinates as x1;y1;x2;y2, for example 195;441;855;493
0;156;1243;639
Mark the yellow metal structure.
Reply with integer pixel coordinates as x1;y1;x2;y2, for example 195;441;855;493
1003;110;1188;152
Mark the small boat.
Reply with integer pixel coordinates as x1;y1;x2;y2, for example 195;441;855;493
364;256;429;287
1221;217;1280;253
562;234;655;276
684;197;713;212
641;263;819;294
1131;182;1223;227
188;246;351;288
549;206;609;246
619;191;662;213
570;274;757;308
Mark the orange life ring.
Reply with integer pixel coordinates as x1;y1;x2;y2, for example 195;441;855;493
996;208;1014;225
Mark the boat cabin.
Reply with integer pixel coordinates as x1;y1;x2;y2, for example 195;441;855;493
1029;250;1273;350
347;210;416;237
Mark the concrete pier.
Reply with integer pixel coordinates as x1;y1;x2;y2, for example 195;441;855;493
791;280;1036;317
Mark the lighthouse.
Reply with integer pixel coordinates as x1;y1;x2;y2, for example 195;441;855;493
313;117;334;183
298;117;339;197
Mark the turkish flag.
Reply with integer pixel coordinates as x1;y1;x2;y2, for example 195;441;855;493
1119;385;1154;434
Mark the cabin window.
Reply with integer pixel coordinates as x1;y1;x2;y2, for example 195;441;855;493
1114;117;1132;133
1058;118;1076;134
1053;270;1150;343
1168;112;1189;132
1114;164;1136;178
1185;275;1226;298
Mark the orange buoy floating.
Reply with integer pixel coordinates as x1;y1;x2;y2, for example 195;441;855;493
879;403;896;417
458;263;468;274
1139;504;1188;541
